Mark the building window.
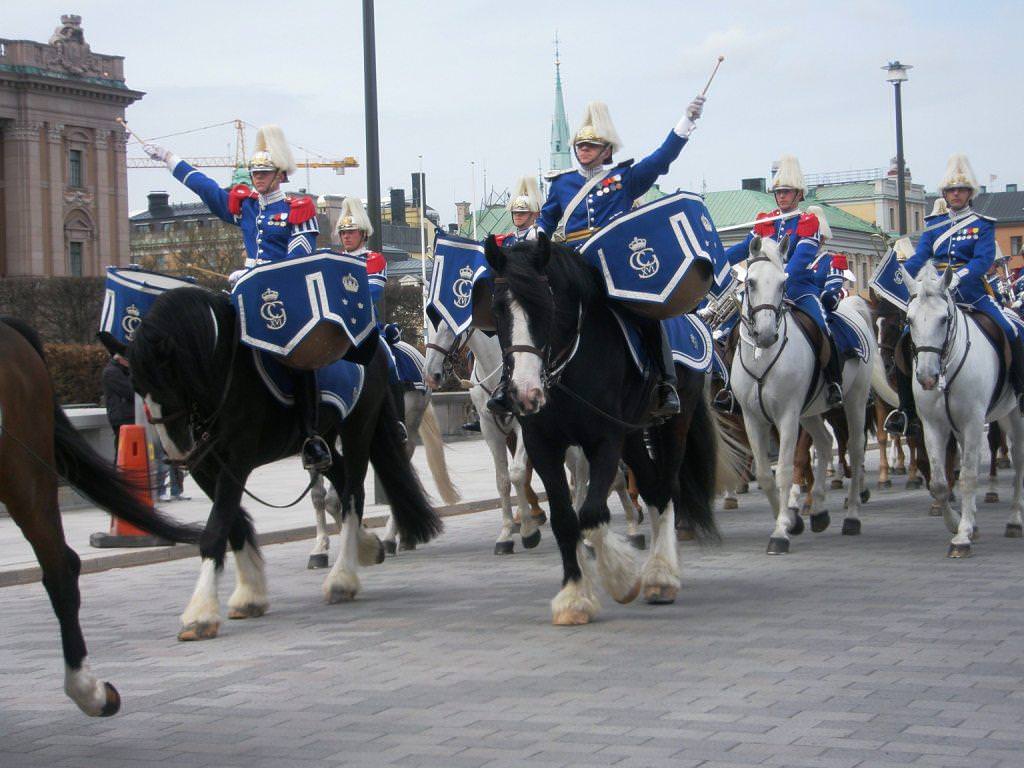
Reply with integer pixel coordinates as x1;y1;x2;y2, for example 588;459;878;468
69;241;83;276
161;222;173;232
888;207;896;231
133;223;151;234
1012;236;1023;256
913;211;921;232
69;149;83;188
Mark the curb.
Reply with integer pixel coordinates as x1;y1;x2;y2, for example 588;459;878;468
0;493;546;589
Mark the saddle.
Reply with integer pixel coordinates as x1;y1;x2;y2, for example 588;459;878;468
790;306;831;368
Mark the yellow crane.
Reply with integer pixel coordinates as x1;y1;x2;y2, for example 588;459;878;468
125;119;358;173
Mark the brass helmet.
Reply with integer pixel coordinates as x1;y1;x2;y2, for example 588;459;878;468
938;153;979;196
248;125;297;178
770;155;806;193
572;101;623;155
336;196;373;237
508;176;542;213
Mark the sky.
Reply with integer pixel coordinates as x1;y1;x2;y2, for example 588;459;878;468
7;1;1024;225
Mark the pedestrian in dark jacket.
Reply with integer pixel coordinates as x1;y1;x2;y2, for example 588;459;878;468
101;354;133;461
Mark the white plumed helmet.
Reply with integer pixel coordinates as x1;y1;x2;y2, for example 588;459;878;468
508;176;543;213
336;196;373;237
771;155;806;193
249;124;297;177
938;153;979;195
573;101;623;155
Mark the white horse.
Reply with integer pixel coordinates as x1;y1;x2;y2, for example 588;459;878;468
731;235;877;554
306;361;460;568
900;261;1024;556
424;321;546;554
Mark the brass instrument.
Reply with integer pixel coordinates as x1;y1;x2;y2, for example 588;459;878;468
699;278;741;330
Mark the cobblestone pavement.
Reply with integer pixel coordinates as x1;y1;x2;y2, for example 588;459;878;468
1;465;1023;768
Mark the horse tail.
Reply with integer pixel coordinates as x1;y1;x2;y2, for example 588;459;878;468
418;401;461;505
871;353;898;406
677;392;722;541
369;387;444;546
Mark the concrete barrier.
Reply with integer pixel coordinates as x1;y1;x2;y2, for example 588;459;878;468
428;391;477;436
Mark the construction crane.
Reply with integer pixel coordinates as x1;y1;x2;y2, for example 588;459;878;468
126;119;358;174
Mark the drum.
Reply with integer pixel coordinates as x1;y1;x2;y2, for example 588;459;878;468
99;266;197;343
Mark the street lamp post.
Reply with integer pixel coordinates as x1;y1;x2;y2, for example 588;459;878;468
363;0;383;252
884;60;912;236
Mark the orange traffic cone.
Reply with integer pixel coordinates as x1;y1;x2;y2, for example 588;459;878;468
89;425;173;548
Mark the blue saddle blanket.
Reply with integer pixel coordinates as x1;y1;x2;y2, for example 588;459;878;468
610;309;714;375
253;349;365;419
869;248;910;311
384;340;427;390
827;310;870;363
428;232;490;333
99;266;196;343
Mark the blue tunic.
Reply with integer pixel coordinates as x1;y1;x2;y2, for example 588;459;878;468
538;131;688;242
903;209;1013;337
814;254;847;312
171;160;318;266
502;225;538;247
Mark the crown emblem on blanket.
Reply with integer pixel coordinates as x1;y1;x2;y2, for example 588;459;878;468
342;273;359;293
261;287;279;302
125;304;141;318
629;237;648;252
459;265;475;280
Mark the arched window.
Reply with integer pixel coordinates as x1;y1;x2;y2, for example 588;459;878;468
64;209;94;276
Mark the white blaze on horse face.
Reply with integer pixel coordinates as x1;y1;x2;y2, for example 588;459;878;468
508;298;546;413
144;395;187;460
423;323;453;391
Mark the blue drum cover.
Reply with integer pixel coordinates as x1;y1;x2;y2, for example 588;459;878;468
99;266;196;343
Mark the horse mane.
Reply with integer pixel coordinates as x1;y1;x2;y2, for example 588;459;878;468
130;287;234;407
502;239;605;327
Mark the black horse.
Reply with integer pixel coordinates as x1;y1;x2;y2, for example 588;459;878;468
0;317;199;715
103;287;442;641
484;234;723;625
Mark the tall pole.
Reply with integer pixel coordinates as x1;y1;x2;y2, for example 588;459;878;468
419;155;428;343
471;161;478;240
362;0;383;252
894;80;907;235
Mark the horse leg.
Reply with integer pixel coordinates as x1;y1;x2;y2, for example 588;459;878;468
612;464;645;548
578;440;639;605
876;404;892;489
921;420;956;534
788;428;811;517
949;421;983;558
842;392;868;535
768;418;801;554
1004;415;1024;538
510;423;543;542
324;441;375;602
227;513;267;619
522;459;546;522
986;422;1001;503
307;471;331;568
525;429;596;625
745;417;781;525
480;412;517;554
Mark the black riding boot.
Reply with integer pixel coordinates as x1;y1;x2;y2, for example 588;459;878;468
296;370;331;471
1011;337;1024;416
486;366;515;417
649;321;681;421
390;381;409;444
824;338;844;408
884;365;919;438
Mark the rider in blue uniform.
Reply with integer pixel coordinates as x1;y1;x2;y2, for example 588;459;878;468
501;175;542;247
712;156;844;411
144;126;331;470
486;96;706;419
884;154;1024;436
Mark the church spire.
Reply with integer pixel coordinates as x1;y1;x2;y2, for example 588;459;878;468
550;33;572;171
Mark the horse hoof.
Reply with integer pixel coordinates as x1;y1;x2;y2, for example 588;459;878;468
99;683;121;717
399;540;416;552
326;588;357;604
878;479;892;489
616;580;642;605
1005;523;1023;538
522;529;542;550
307;554;329;570
643;584;678;604
860;488;871;504
947;543;971;559
830;478;844;490
723;497;739;510
997;457;1012;470
929;503;943;517
810;511;831;533
799;484;809;493
906;478;924;491
228;603;266;620
510;522;521;535
177;621;219;642
530;510;548;526
841;518;861;536
494;540;515;555
788;514;805;536
552;609;590;626
971;526;980;541
893;467;907;476
675;526;695;543
984;492;999;504
383;540;397;556
628;533;647;550
737;483;749;494
766;537;790;555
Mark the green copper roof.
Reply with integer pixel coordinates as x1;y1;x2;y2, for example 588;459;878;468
807;182;876;202
458;204;512;239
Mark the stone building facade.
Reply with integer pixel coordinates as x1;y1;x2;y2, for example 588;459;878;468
0;15;143;276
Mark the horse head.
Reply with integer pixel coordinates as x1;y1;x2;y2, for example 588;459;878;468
484;233;556;415
905;262;959;390
423;313;462;392
742;234;789;348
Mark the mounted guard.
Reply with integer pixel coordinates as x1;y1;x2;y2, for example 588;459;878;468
884;153;1024;437
487;94;708;419
502;175;543;246
713;156;844;412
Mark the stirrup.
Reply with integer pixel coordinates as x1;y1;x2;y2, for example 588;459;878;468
301;435;332;471
396;420;408;444
883;409;909;437
650;382;681;421
825;382;844;407
712;388;737;414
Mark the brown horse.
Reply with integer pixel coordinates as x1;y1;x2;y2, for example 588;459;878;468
0;318;199;716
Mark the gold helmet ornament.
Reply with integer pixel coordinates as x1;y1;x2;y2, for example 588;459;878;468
930;197;949;217
573;101;623;155
938;153;979;195
508;176;543;213
336;196;373;237
771;154;807;193
248;124;297;178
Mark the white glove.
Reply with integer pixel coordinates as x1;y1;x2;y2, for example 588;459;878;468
143;144;170;163
228;269;247;286
687;94;706;120
674;95;706;138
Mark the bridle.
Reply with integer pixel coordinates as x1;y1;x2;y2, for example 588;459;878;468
909;294;966;389
740;255;786;335
425;326;475;383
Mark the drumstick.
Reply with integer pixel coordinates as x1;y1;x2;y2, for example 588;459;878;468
116;117;147;147
700;55;726;97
